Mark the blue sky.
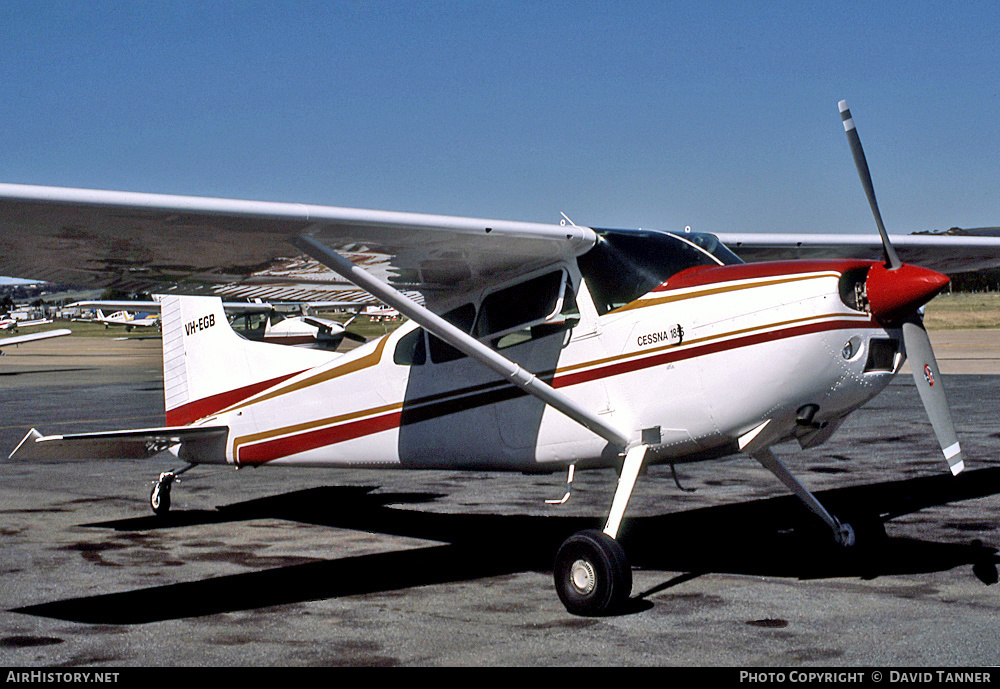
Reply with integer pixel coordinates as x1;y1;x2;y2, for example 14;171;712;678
2;1;998;240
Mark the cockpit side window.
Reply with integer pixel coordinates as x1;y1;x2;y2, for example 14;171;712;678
479;273;580;350
395;270;581;364
578;229;740;315
474;271;564;340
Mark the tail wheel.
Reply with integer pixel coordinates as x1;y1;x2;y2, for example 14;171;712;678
149;475;173;516
554;529;631;616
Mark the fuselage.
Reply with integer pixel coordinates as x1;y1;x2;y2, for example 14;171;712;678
197;255;901;473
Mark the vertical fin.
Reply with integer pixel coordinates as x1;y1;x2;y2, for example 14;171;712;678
160;296;336;425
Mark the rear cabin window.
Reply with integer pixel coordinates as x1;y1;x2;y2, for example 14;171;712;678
392;304;474;366
428;303;477;364
393;327;426;365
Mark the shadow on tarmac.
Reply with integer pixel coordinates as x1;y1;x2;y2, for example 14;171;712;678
12;468;1000;624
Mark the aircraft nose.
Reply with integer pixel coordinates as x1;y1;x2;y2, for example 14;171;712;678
865;263;950;324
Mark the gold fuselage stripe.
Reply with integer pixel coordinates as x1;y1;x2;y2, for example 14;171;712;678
220;334;391;417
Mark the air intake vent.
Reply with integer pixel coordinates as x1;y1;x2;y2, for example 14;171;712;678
865;338;899;372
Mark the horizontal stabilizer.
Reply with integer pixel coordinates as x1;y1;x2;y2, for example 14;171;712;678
9;426;229;462
0;329;72;348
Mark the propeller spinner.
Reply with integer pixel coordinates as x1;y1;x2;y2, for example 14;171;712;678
840;100;963;475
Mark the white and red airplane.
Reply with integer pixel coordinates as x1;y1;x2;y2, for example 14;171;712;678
4;102;1000;615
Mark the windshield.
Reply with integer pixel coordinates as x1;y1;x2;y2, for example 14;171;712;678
579;229;742;315
670;230;744;266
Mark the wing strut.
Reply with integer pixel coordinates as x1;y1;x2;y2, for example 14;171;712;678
291;235;631;449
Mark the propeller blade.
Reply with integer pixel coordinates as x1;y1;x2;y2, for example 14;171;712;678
902;318;963;475
839;100;902;270
839;101;962;474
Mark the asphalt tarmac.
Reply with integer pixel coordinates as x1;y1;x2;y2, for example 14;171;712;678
1;333;999;667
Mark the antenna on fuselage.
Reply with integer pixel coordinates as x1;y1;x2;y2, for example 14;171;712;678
559;212;577;227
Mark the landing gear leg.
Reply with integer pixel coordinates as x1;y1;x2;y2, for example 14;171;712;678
751;447;855;547
149;464;195;516
554;444;647;615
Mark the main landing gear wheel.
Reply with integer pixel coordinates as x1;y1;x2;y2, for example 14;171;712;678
836;522;856;548
149;472;176;516
554;529;632;616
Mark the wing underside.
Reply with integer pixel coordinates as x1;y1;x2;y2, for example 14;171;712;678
0;183;596;302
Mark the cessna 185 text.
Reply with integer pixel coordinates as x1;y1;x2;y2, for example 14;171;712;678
4;102;1000;615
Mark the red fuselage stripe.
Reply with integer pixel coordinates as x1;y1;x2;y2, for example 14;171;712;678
653;260;875;292
165;371;307;426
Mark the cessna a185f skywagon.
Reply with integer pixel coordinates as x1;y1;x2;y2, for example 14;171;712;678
5;102;1000;615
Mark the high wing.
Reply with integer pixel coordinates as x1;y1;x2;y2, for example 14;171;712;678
716;231;1000;274
5;184;1000;308
0;183;596;305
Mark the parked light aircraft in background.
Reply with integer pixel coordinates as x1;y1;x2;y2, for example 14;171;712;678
221;303;367;350
90;309;160;331
4;102;1000;615
72;299;368;350
0;315;53;330
362;304;401;321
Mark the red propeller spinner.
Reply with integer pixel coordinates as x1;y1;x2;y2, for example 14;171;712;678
865;262;950;324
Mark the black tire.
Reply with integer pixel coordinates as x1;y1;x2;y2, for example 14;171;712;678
150;482;170;516
554;529;632;616
840;513;887;547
